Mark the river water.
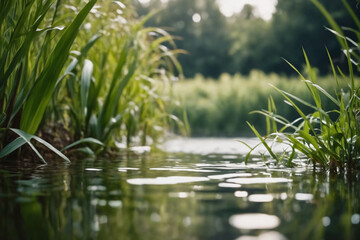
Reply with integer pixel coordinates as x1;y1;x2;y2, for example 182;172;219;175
0;138;359;240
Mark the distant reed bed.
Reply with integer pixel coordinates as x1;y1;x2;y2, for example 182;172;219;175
171;71;352;137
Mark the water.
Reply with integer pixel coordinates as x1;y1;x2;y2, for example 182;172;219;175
0;139;359;240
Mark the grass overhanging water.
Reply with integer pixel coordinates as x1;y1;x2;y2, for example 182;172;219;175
0;1;359;239
0;0;185;162
0;0;359;176
245;0;360;172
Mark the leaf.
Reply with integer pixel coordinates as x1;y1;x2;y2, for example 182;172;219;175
0;113;6;126
32;136;70;162
9;128;46;164
237;140;262;164
80;34;101;57
81;59;93;116
20;0;97;134
247;122;279;162
303;80;340;107
0;1;51;89
0;128;70;163
75;147;95;155
61;137;104;151
342;0;360;30
99;46;138;133
0;137;26;158
287;146;296;167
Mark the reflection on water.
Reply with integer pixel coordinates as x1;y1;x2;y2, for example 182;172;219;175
229;213;280;229
227;177;291;184
127;176;210;185
248;194;273;202
0;153;359;240
236;231;287;240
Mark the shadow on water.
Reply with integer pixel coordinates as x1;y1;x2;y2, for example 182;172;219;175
0;152;359;240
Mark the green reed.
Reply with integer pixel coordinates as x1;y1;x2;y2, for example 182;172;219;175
246;0;360;172
0;0;97;162
0;0;184;162
50;1;185;152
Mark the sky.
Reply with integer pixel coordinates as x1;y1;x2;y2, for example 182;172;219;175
138;0;278;21
216;0;277;20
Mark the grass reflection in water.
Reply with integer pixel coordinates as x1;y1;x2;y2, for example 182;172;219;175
0;153;359;240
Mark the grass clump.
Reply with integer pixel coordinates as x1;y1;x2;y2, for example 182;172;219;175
246;0;360;172
0;0;184;162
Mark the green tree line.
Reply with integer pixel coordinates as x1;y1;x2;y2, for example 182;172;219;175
135;0;359;78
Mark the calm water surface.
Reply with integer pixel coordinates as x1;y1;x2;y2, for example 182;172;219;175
0;140;359;240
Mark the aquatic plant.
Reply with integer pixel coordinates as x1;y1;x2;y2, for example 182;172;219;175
50;1;185;152
0;0;97;161
245;0;360;172
0;0;184;162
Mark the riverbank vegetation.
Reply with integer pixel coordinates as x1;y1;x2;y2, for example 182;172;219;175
171;72;352;137
0;0;184;162
244;0;360;172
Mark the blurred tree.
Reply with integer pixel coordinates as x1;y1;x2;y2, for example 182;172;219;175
230;0;358;75
135;0;358;77
134;0;232;78
270;0;356;74
228;5;273;74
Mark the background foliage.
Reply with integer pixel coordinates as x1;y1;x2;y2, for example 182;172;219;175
171;72;350;136
135;0;358;78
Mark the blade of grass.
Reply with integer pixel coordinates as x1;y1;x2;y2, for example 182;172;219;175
311;0;345;49
0;137;26;158
20;0;97;134
81;59;93;116
10;128;46;164
247;122;279;162
61;137;104;151
342;0;360;29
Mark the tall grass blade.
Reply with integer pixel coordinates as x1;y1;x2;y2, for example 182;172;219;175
311;0;345;49
81;59;93;116
20;0;97;134
303;80;340;106
247;122;279;162
342;0;360;29
99;47;138;133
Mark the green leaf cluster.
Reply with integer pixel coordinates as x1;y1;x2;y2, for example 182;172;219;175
0;0;185;163
247;0;360;172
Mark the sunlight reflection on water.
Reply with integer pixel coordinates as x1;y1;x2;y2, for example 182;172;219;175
234;191;248;198
295;193;314;201
127;176;209;185
208;173;252;179
235;231;287;240
227;177;291;184
1;144;359;240
163;137;289;155
150;167;216;173
248;194;274;202
229;213;280;230
218;182;242;188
